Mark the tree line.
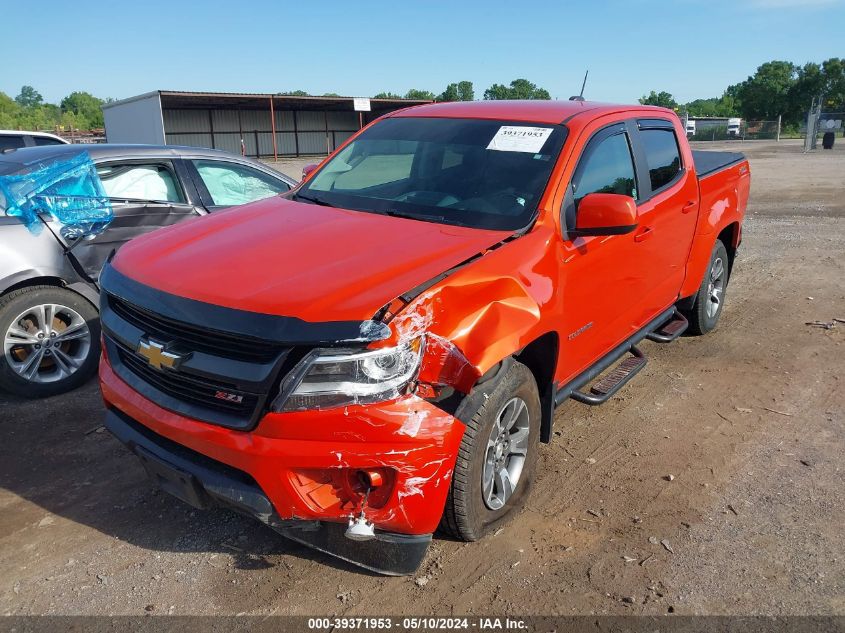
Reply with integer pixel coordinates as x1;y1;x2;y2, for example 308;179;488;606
640;58;845;124
0;86;107;132
372;78;550;102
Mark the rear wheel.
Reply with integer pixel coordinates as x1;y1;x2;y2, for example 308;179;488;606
0;286;100;398
440;360;540;541
685;240;730;335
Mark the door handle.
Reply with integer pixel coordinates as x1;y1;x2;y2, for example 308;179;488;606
681;200;697;214
634;226;653;243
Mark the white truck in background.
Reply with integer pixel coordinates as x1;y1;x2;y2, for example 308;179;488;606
727;118;742;138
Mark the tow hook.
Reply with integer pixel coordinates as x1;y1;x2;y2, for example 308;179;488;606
344;470;382;541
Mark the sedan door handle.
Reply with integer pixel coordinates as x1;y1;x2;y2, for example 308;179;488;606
634;226;653;243
681;200;697;214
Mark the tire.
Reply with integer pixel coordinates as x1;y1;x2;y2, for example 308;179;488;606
0;285;100;398
440;360;541;541
684;240;730;336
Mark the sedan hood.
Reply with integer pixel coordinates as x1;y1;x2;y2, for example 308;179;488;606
112;196;509;324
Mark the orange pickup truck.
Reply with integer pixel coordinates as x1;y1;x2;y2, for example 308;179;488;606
99;100;750;574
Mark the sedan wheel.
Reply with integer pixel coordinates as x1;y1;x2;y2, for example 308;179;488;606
0;286;100;398
4;303;92;383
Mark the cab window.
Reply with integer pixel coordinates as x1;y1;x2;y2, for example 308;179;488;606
639;128;682;191
572;132;638;204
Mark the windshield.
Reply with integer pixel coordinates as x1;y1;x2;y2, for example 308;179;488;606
297;117;567;231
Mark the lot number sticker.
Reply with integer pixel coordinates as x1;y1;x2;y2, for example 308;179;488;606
487;126;553;153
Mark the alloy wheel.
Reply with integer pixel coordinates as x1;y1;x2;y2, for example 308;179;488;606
3;303;92;384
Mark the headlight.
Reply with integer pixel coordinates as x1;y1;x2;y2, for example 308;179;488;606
273;338;424;412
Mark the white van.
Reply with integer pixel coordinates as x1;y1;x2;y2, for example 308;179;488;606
686;120;696;137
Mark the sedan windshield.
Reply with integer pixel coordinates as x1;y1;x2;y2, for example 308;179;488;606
297;117;567;231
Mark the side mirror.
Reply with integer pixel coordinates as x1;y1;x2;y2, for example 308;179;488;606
570;193;637;238
301;163;320;181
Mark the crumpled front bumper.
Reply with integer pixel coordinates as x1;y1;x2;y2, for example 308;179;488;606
100;357;465;575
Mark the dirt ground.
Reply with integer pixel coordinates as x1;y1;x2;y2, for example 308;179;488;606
1;139;843;616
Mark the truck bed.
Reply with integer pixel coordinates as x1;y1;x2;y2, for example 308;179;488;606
692;150;746;178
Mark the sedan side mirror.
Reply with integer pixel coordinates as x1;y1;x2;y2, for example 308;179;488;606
301;163;320;181
570;193;638;237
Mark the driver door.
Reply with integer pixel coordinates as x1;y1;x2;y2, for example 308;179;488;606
558;122;649;378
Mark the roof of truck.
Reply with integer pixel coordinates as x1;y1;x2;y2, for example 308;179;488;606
390;100;675;125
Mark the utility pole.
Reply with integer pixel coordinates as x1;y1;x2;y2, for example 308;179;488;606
776;114;781;142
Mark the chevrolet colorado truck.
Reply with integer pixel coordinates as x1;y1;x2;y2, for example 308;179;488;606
99;100;750;575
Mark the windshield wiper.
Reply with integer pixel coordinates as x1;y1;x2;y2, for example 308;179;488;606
383;209;446;224
293;192;336;207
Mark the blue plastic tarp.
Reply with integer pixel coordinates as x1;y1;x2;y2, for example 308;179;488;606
0;151;113;239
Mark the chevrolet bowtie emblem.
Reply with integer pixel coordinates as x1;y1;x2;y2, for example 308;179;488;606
137;339;182;371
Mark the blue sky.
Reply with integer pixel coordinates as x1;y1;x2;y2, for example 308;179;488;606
3;0;844;104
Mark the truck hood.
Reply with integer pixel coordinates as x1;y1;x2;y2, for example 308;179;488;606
112;196;510;324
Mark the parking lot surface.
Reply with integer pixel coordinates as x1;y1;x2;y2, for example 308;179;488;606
1;140;843;615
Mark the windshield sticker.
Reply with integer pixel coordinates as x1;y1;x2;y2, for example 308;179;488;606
486;126;553;153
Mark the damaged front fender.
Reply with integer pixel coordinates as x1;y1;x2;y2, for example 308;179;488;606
387;226;560;396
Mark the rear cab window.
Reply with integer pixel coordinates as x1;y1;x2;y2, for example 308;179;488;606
637;121;683;193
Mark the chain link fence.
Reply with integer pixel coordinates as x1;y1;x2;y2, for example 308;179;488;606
687;119;780;142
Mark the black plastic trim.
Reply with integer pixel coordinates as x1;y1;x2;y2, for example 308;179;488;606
100;263;385;346
568;223;637;238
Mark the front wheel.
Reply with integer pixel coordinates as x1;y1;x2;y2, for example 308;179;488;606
0;286;101;398
440;360;540;541
684;240;730;335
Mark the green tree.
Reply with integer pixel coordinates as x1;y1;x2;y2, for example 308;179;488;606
484;78;550;100
373;91;402;99
404;89;435;101
322;92;341;97
735;61;797;120
280;90;310;96
684;92;738;118
821;57;845;110
15;85;43;108
0;91;22;128
437;80;474;102
60;91;104;128
639;90;678;109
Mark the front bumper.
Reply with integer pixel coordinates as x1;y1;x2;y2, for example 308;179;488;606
100;357;464;574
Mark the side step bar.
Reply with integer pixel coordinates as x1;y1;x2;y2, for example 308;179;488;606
647;310;689;343
570;346;647;406
553;306;685;410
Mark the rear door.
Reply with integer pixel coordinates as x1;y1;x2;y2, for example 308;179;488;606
626;118;699;321
185;159;292;211
67;158;202;278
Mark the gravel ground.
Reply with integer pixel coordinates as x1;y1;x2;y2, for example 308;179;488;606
0;139;843;616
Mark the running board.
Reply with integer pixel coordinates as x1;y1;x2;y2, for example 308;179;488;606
646;310;689;343
570;346;647;406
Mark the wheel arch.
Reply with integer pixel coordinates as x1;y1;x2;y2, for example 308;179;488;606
514;332;559;444
1;276;99;310
717;221;740;278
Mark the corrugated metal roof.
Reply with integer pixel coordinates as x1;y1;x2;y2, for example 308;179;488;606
103;90;431;111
